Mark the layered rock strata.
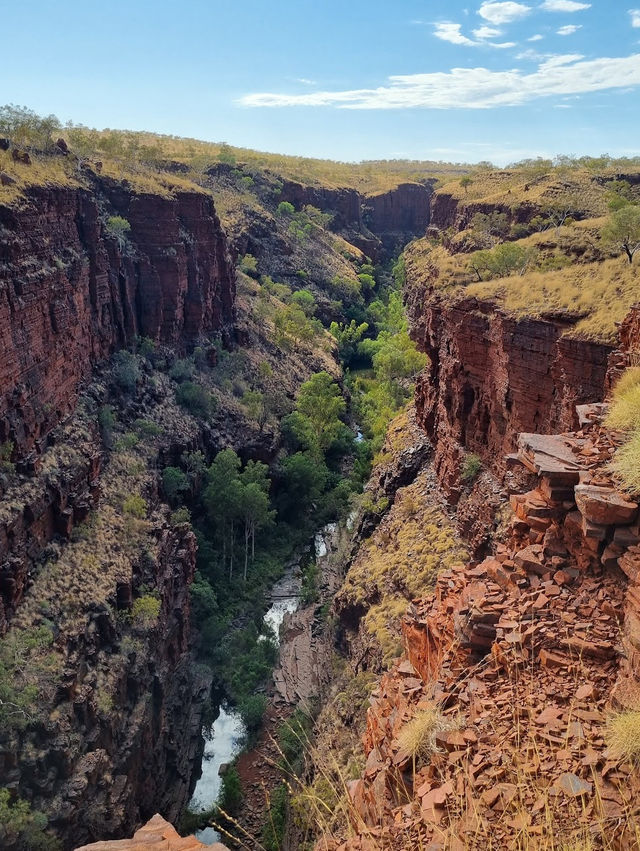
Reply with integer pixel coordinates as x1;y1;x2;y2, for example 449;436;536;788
0;183;235;457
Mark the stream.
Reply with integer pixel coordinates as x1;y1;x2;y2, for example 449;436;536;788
187;561;304;844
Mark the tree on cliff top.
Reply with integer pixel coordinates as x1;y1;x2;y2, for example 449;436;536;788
602;205;640;264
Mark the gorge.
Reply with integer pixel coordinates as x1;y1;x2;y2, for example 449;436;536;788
1;115;640;851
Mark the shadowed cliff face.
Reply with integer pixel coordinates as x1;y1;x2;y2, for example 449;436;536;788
0;183;235;457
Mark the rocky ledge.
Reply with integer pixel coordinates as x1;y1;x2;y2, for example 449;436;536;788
74;814;228;851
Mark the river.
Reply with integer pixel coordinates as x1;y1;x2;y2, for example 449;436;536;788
187;564;303;844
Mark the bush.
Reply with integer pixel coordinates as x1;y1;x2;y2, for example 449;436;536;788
397;706;455;769
116;432;139;450
122;494;147;518
0;788;60;851
461;454;482;483
605;710;640;762
169;358;195;382
218;764;242;816
162;466;189;505
131;595;161;626
0;440;15;474
238;694;267;734
176;381;215;417
277;201;295;217
105;215;131;249
98;405;116;444
113;350;140;393
134;418;162;438
170;507;191;525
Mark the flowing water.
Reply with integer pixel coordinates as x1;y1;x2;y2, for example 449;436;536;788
188;565;303;844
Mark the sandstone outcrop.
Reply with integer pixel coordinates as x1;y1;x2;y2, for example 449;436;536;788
0;182;235;457
74;813;228;851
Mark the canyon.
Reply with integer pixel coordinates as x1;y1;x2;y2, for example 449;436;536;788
1;136;640;851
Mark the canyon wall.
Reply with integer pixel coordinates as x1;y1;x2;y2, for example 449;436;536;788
407;294;611;496
1;514;209;849
0;182;235;458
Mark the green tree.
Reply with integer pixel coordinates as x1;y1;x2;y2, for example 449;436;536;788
460;176;473;195
0;789;60;850
602;205;640;264
112;350;140;392
105;216;131;250
290;289;316;316
296;372;346;451
162;467;189;506
273;305;316;350
329;319;369;365
277;201;295;217
203;450;242;578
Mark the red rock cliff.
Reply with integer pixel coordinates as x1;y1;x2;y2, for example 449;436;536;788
0;182;235;457
407;293;611;496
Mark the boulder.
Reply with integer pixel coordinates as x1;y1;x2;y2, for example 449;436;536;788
74;814;229;850
575;484;638;526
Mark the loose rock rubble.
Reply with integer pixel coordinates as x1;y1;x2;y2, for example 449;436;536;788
326;406;640;850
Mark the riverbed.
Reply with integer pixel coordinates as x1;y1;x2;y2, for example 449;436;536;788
187;566;303;844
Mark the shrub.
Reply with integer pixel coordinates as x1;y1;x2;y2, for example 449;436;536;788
169;358;194;382
218;764;242;816
130;594;161;626
605;710;640;762
113;350;140;393
136;336;156;359
170;507;191;525
461;453;482;483
134;418;162;438
97;405;116;444
397;705;456;768
176;381;215;417
0;788;60;851
122;494;147;518
0;440;15;474
277;201;295;217
239;253;258;275
105;215;131;249
610;431;640;493
162;466;189;505
605;383;640;431
115;432;139;451
238;693;267;734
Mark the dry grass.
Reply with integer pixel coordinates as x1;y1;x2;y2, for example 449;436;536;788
436;167;611;216
605;383;640;431
605;710;640;763
338;472;468;666
396;704;453;765
609;433;640;493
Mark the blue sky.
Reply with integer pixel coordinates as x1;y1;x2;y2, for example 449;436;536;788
3;1;639;164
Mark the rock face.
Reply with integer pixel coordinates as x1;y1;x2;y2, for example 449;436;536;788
364;182;434;251
2;519;210;849
407;294;611;497
0;183;235;457
74;813;228;851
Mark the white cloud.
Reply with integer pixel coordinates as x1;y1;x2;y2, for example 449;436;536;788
528;33;544;40
557;24;581;34
434;21;515;47
240;53;640;110
434;22;478;45
478;2;531;24
540;1;590;11
296;78;317;85
630;9;640;27
474;25;503;37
